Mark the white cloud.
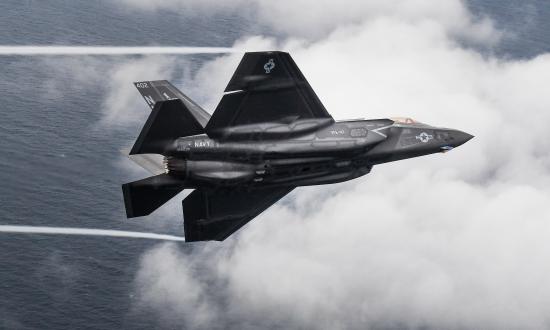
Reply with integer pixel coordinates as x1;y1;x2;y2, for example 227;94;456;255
99;56;182;127
118;0;500;43
133;244;219;328
82;0;550;328
38;55;184;127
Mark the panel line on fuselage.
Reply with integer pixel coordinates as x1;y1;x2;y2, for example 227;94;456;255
371;124;394;138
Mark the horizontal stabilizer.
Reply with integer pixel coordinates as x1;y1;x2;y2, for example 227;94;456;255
122;174;184;218
182;187;293;242
130;99;205;155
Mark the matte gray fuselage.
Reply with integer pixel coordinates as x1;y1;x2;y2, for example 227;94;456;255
162;118;472;189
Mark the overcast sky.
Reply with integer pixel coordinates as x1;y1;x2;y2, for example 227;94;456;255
46;0;550;328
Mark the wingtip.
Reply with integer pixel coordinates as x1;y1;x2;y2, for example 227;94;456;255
121;183;135;218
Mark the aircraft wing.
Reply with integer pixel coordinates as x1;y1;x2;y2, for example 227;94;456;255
205;51;333;137
182;187;294;242
134;80;211;128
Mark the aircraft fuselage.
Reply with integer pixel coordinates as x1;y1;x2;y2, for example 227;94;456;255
162;118;472;189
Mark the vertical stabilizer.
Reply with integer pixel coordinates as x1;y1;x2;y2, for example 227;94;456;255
134;80;210;127
130;99;204;155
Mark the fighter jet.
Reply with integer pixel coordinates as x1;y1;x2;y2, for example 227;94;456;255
122;51;473;242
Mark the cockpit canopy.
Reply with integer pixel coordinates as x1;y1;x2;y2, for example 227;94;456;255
390;117;420;124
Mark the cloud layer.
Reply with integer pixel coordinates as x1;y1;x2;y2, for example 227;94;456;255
83;0;550;328
118;0;499;42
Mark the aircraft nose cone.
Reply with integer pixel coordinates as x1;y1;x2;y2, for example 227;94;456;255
453;130;474;147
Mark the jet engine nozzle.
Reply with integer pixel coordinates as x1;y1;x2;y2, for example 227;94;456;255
165;157;187;177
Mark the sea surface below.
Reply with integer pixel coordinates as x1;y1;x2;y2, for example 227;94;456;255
0;0;548;328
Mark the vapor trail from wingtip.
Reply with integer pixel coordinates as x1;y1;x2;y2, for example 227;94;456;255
0;46;239;56
0;225;186;241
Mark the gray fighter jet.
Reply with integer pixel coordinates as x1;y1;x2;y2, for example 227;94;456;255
123;51;473;242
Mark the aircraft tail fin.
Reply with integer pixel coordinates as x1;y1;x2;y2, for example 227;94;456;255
122;174;184;218
134;80;211;127
130;99;204;155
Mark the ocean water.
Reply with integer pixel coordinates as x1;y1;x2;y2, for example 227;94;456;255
0;1;548;329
